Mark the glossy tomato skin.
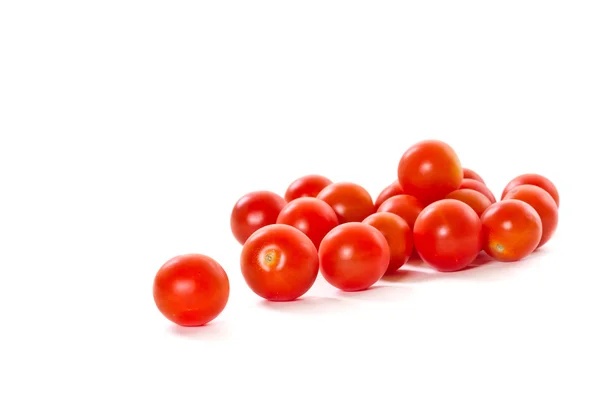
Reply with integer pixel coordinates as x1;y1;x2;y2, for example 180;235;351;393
319;222;390;291
276;197;339;249
503;185;558;248
316;182;374;223
501;173;559;207
241;224;319;301
445;188;492;217
363;212;413;274
463;168;485;183
459;178;497;203
377;194;424;229
397;140;463;205
374;180;404;209
413;199;483;272
153;254;230;327
285;174;333;202
480;200;542;262
230;191;287;245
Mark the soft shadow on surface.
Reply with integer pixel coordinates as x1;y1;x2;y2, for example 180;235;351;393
382;267;435;283
259;295;350;314
336;284;412;302
529;246;550;258
451;254;537;281
168;320;231;341
382;252;536;283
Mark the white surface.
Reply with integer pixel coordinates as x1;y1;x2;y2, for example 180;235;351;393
1;1;599;399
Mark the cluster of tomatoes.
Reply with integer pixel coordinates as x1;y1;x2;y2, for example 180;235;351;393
153;139;559;327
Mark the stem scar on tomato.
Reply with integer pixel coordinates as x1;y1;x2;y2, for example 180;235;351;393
264;251;275;263
241;224;319;301
260;248;283;271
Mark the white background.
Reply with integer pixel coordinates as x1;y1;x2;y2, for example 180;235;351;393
1;1;599;399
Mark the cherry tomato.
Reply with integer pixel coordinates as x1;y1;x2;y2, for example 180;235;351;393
374;180;404;209
316;182;374;223
376;194;424;229
230;191;287;245
480;200;542;262
463;168;485;183
397;140;463;204
413;199;482;272
319;222;390;291
284;174;333;202
240;224;319;301
459;178;497;203
501;173;559;207
276;197;339;249
153;254;230;327
363;212;413;274
445;188;492;217
503;185;558;248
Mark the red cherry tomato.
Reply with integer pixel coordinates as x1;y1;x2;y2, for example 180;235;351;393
319;222;390;291
153;254;230;327
501;173;559;207
459;178;497;203
316;182;374;223
413;199;482;272
284;174;333;202
240;224;319;301
445;188;492;217
376;194;424;229
276;197;339;249
397;140;463;204
374;180;404;209
230;191;287;245
463;168;485;183
503;185;558;248
480;200;542;262
363;212;413;274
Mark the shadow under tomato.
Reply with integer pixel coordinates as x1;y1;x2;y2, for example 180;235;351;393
381;252;526;283
382;267;436;284
168;319;231;341
468;252;495;267
259;295;350;314
529;245;551;258
335;284;412;302
405;251;425;267
443;252;542;282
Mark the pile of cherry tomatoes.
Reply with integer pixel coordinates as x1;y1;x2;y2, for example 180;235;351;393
153;139;560;327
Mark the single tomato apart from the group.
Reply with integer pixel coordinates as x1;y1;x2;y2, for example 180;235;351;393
240;224;319;301
153;254;230;327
